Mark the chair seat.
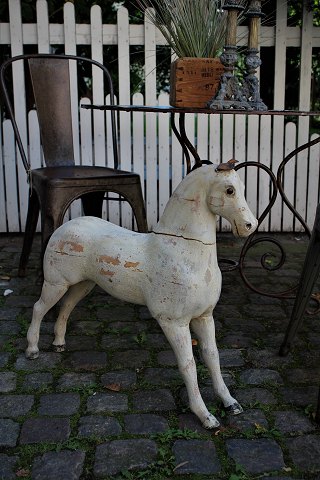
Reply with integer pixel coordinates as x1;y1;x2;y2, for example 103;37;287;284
32;166;141;182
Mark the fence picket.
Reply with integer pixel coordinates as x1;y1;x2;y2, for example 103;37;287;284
197;114;209;162
144;8;158;228
36;0;50;53
246;115;259;219
3;121;20;231
158;93;170;219
132;92;146;228
221;114;234;231
118;6;132;228
258;115;272;231
270;0;287;232
209;115;221;165
28;110;42;231
282;122;296;232
171;117;183;195
0;122;6;231
105;94;120;225
91;6;106;170
9;0;28;231
234;114;246;186
295;5;313;231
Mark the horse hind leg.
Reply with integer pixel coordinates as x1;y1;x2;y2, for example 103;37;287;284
191;314;242;415
26;281;69;359
53;280;96;352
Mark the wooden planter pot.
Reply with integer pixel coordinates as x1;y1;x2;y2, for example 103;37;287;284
170;57;224;108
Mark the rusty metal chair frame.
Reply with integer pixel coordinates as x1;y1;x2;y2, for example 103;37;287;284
0;54;148;276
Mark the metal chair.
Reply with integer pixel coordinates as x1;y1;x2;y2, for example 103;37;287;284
0;54;148;276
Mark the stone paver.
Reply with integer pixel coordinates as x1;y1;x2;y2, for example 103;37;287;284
87;392;128;413
20;417;71;444
100;369;136;388
38;393;81;415
0;372;17;392
94;439;158;476
286;434;320;471
125;413;169;434
173;439;221;474
0;395;34;418
1;233;320;479
226;438;285;474
78;415;122;437
240;368;283;385
57;372;96;390
22;372;54;390
0;454;18;480
132;388;176;411
31;450;85;479
0;419;20;447
274;410;316;434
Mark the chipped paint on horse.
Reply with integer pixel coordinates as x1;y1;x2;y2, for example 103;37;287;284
26;164;257;429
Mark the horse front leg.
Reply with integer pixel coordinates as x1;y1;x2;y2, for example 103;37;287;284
157;317;220;429
191;313;243;415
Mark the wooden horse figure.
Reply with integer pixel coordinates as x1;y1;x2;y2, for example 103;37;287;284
26;162;258;429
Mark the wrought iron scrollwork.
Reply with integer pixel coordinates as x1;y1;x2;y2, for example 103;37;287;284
234;136;320;303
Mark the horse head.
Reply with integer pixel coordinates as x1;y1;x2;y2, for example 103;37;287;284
207;161;258;237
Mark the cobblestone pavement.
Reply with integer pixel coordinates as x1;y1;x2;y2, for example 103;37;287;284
1;233;320;480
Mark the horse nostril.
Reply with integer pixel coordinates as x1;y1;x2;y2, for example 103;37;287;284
245;223;252;230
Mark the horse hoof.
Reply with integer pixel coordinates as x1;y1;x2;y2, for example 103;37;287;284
53;344;66;353
25;350;39;360
202;414;220;430
226;402;243;415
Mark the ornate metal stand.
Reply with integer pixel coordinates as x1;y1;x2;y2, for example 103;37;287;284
236;135;320;302
208;0;267;110
241;1;267;110
208;1;245;110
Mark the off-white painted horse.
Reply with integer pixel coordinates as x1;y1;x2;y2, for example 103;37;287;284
26;163;257;429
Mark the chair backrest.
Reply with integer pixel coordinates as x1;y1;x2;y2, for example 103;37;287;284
0;53;119;171
29;57;74;166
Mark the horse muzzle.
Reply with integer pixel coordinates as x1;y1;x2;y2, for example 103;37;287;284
233;217;258;237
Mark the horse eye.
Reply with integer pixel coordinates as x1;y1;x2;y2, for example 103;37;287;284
226;187;235;196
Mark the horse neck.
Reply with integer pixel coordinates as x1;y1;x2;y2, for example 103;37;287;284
153;170;217;245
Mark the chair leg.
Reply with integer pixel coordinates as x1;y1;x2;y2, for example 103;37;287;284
81;192;105;218
316;386;320;424
19;192;40;277
119;184;148;233
279;207;320;356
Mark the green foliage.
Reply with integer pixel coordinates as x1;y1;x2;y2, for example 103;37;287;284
288;0;320;26
133;331;147;346
228;463;250;480
153;427;204;443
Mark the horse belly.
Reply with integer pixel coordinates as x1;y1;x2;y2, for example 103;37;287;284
94;265;146;305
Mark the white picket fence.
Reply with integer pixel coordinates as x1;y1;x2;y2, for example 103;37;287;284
0;0;320;233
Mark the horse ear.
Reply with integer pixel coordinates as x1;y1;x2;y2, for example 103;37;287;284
216;159;239;171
